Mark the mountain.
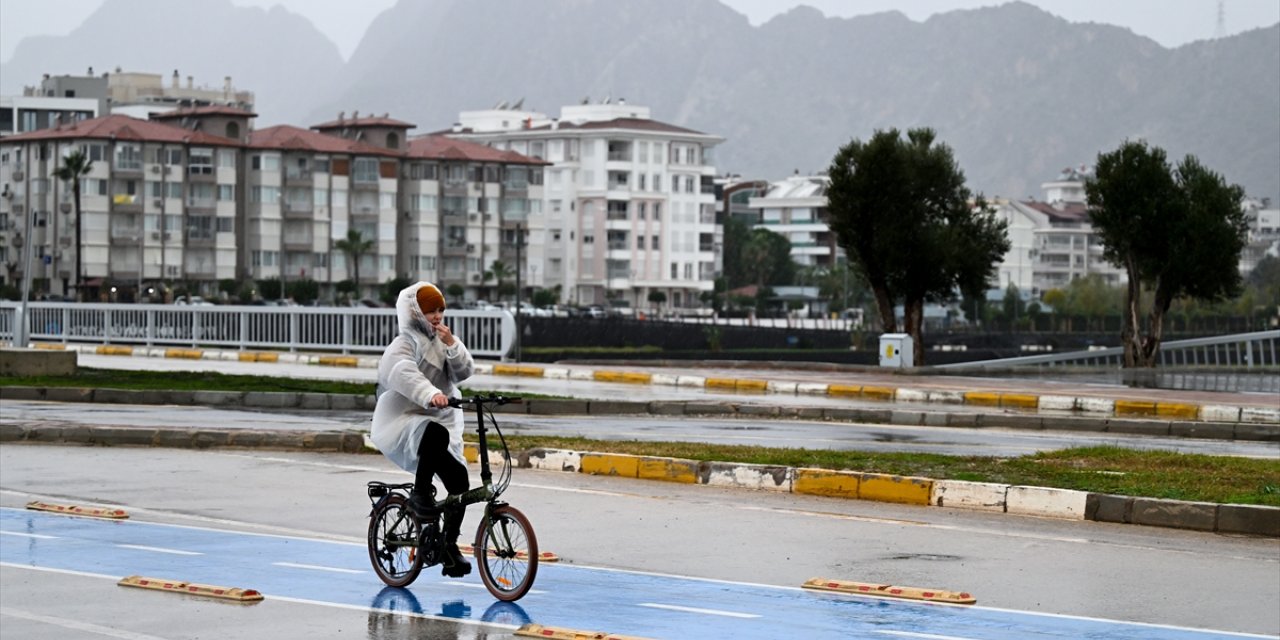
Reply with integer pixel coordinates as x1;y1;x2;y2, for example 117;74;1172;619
0;0;343;125
3;0;1277;201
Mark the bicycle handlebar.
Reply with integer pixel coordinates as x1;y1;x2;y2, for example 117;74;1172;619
447;394;523;409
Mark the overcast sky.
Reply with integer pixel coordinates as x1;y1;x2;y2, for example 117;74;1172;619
2;0;1278;63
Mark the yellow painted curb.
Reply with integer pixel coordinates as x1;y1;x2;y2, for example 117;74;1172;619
704;377;739;390
27;501;129;519
33;343;66;350
581;452;640;478
827;384;862;397
861;386;895;401
317;355;358;368
118;575;263;602
238;352;279;363
515;624;653;640
1157;402;1199;419
1115;399;1158;416
1000;393;1039;409
858;473;933;505
164;348;203;360
963;391;1001;407
463;442;478;463
793;468;860;499
96;345;133;356
637;457;699;484
593;371;653;384
803;577;975;604
494;364;545;377
735;378;768;392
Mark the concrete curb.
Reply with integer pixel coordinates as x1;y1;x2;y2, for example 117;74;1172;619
2;385;1273;442
44;342;1278;425
4;420;1273;537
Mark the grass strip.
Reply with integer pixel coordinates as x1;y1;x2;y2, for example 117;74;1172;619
489;436;1280;507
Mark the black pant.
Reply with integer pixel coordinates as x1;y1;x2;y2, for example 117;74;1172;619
415;421;470;497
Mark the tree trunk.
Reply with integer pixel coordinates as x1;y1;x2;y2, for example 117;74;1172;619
1138;284;1174;368
905;298;926;366
871;286;897;334
1121;261;1143;368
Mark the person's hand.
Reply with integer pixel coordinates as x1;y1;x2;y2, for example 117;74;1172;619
434;322;455;346
429;392;450;408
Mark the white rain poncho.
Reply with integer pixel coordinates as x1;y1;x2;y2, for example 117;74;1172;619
369;282;475;472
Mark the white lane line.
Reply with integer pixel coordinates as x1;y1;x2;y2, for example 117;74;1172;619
447;582;548;595
272;561;364;574
637;602;760;619
0;607;172;640
877;631;979;640
114;543;201;556
0;530;57;539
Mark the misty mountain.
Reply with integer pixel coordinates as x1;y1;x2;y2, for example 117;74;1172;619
3;0;1276;201
0;0;343;125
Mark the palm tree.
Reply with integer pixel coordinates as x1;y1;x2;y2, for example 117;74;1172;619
484;259;515;301
334;230;374;299
54;149;93;299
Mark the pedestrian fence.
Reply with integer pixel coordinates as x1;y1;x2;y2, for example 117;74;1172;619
936;330;1280;369
0;302;516;358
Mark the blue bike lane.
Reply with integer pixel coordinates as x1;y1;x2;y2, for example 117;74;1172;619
0;508;1265;640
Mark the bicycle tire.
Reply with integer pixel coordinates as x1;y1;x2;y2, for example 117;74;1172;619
474;504;539;601
368;494;424;587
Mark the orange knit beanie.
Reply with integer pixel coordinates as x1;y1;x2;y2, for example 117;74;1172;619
415;284;446;313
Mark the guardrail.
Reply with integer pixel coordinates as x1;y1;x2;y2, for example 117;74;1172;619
936;330;1280;369
0;302;516;358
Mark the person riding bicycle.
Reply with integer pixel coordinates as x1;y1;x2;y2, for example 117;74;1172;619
370;282;475;578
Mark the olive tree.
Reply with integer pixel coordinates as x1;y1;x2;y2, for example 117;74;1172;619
1086;141;1247;367
827;128;1009;365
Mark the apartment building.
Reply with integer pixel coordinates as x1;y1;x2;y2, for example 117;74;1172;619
442;100;723;310
0;109;546;303
0;94;98;136
28;68;254;121
746;174;843;269
992;166;1126;295
0;114;242;300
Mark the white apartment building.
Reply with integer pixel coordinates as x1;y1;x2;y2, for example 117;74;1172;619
0;94;98;136
746;174;843;269
442;100;723;309
992;166;1126;295
27;68;254;121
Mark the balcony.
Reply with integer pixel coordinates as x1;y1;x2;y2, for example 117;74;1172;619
109;225;141;241
186;229;215;246
282;201;313;217
187;198;217;213
284;168;313;186
283;231;314;250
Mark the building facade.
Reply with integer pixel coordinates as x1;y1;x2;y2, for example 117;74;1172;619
0;110;544;303
746;174;843;270
442;100;723;310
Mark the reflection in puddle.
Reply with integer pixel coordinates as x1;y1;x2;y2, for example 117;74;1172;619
366;586;531;639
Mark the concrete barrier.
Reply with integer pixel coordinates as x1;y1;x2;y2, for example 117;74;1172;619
0;347;77;376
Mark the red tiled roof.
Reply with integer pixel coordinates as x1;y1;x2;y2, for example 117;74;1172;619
407;135;548;165
311;116;416;130
149;105;258;119
2;114;240;146
1021;200;1091;223
247;125;403;157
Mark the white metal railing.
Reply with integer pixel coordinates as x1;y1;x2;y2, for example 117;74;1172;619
0;302;516;358
936;330;1280;369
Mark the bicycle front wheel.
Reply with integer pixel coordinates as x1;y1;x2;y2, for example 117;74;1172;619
368;494;423;587
474;505;538;601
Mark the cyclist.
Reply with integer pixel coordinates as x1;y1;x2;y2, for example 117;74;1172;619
370;282;476;577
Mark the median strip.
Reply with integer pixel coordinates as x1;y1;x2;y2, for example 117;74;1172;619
117;575;263;602
26;501;129;519
803;577;976;604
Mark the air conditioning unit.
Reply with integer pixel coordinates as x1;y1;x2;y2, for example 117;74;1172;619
153;199;163;207
13;204;23;213
60;236;71;246
150;165;161;174
469;214;477;222
53;250;62;259
466;243;475;253
12;170;23;181
470;273;480;282
151;231;161;240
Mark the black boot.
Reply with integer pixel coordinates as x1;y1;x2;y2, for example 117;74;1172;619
440;504;471;578
407;484;437;520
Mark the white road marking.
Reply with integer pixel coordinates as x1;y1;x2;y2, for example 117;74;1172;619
0;606;173;640
637;602;760;619
877;631;979;640
115;543;201;556
0;530;56;539
272;561;364;574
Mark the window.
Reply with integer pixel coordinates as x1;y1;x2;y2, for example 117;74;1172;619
314;157;330;173
218;149;237;168
583;234;594;244
652;234;660;250
671;263;678;279
115;143;141;170
189;148;213;175
217;217;234;233
80;143;106;162
638;173;646;191
637;202;646;220
251;153;280;171
639;142;649;163
218;184;234;201
653;203;661;221
671;175;679;193
637;235;645;249
353;158;379;183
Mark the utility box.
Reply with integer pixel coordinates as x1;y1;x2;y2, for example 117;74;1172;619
879;333;914;368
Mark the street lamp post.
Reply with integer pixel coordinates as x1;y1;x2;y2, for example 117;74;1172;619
14;209;35;347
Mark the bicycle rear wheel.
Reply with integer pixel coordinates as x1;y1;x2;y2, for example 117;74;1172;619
474;504;538;601
368;494;423;587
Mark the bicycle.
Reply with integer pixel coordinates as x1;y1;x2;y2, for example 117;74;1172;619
366;394;539;601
